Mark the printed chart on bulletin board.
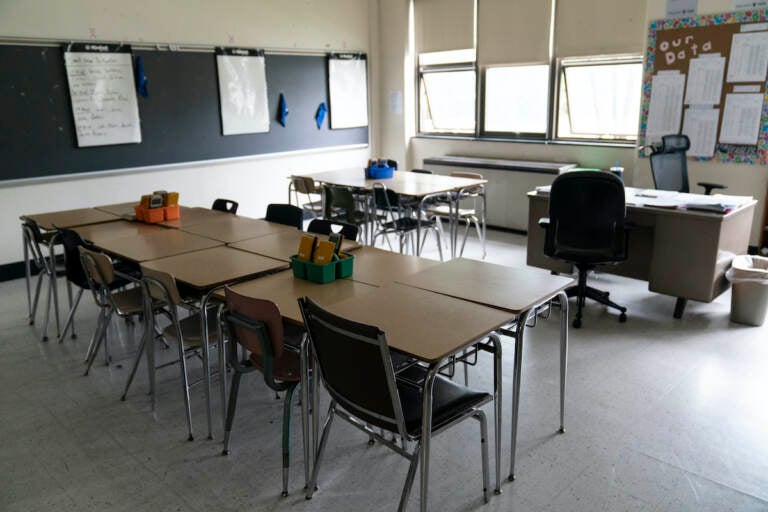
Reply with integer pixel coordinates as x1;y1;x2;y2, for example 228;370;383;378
639;9;768;164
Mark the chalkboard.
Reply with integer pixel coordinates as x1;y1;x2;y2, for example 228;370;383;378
0;45;368;182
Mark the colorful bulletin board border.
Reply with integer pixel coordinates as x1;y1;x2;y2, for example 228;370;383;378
639;9;768;165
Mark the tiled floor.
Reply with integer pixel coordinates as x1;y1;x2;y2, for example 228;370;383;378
2;230;767;511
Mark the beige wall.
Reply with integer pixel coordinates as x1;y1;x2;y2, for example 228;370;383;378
0;0;376;265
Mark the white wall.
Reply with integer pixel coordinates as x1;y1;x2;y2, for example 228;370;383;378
0;0;376;266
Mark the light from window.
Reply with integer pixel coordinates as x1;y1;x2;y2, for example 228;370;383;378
484;65;549;134
558;62;642;140
419;70;476;134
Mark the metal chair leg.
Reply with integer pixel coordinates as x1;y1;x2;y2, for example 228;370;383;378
222;370;243;454
58;288;84;343
42;274;53;341
24;235;32;319
397;445;421;512
84;309;111;376
30;273;44;326
177;339;194;441
306;402;336;500
473;410;490;503
121;326;149;401
282;385;298;497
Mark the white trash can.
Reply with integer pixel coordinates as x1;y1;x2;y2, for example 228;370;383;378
726;255;768;326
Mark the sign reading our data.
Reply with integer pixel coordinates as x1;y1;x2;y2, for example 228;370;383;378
64;44;141;147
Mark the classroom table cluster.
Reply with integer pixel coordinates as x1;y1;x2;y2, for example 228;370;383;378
19;173;575;512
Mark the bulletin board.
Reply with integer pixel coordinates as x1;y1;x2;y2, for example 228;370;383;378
639;10;768;164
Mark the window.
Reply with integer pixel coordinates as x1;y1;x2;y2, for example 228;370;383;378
418;50;476;134
483;65;549;136
556;58;643;141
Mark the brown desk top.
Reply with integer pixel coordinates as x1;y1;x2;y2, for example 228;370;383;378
96;229;223;262
141;246;288;290
348;246;442;286
218;271;377;324
396;258;574;314
158;207;231;228
94;202;138;218
302;169;487;197
327;283;512;363
179;216;295;243
22;208;120;230
229;230;361;262
73;221;168;245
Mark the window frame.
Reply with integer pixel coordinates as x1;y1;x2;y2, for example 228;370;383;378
417;59;478;136
552;55;644;145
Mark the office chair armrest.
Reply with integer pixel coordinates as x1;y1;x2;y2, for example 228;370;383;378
538;217;550;229
697;181;727;195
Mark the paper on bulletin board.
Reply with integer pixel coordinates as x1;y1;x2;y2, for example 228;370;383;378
216;54;269;135
667;0;698;17
733;1;768;10
646;71;686;144
720;93;763;143
328;58;369;129
64;50;141;147
682;107;719;156
685;54;725;104
726;31;768;82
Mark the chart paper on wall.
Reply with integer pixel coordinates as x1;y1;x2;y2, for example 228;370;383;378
216;48;269;135
64;44;141;147
720;92;764;144
328;56;369;129
727;31;768;82
682;107;719;156
646;71;686;144
685;54;725;105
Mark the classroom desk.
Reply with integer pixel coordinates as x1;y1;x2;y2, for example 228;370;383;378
325;283;511;512
395;258;574;482
73;220;168;244
158;206;231;228
299;169;487;257
347;246;442;286
22;207;120;230
178;216;295;243
228;229;361;262
527;190;756;317
95;202;138;218
96;229;223;262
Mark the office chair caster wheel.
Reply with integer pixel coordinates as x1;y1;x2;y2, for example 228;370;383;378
619;313;627;323
572;318;581;329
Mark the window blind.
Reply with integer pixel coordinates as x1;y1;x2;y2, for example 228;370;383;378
555;0;646;58
477;0;552;66
414;0;475;54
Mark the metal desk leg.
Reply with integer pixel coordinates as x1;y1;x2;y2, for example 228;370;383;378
300;334;311;490
508;308;531;481
312;344;320;460
558;291;569;433
201;288;225;440
419;364;439;512
23;232;31;321
49;238;61;339
489;333;503;494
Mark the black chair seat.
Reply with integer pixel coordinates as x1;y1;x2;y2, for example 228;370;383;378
396;365;490;437
381;217;434;232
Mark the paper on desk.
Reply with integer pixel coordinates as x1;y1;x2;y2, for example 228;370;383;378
646;71;686;144
685;54;725;105
726;31;768;83
682;107;719;157
678;193;753;207
720;93;763;144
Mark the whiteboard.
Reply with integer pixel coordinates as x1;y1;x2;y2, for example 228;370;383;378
328;57;369;129
216;52;269;135
64;46;142;147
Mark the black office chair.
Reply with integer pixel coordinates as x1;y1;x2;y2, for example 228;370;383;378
211;198;239;214
539;171;629;328
649;134;726;195
307;218;359;241
265;203;303;229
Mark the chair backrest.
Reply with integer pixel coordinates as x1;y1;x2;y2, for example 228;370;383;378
372;182;401;210
451;171;483;180
298;297;406;435
411;169;432;174
140;266;182;306
292;176;320;195
224;287;285;360
211;198;239;214
78;246;115;287
649;134;690;193
57;228;91;288
265;203;303;229
545;170;627;264
324;185;359;221
307;218;359;241
21;220;48;270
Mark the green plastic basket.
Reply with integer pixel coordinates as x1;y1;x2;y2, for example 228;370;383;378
305;255;338;284
336;252;355;278
290;255;307;279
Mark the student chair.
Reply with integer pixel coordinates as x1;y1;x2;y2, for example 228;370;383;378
220;287;306;497
307;218;359;242
649;134;726;195
298;297;491;511
121;266;220;441
265;203;304;230
539;170;629;328
323;186;370;242
22;219;66;342
289;176;324;219
211;198;239;214
78;247;145;375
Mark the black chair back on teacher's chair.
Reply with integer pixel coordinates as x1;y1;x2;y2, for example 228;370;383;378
540;170;629;328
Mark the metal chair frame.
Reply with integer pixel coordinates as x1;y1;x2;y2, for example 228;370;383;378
288;176;324;219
